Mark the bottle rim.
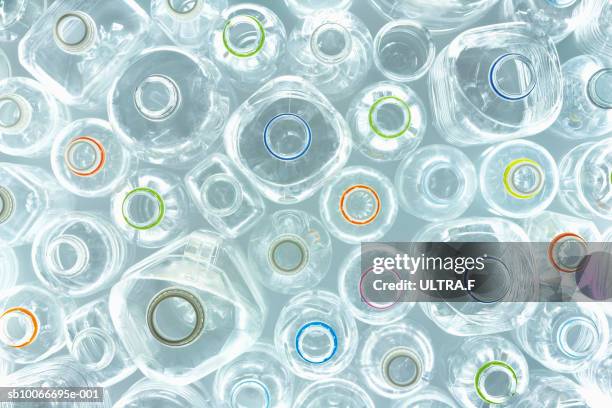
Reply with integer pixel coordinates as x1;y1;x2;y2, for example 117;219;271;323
474;360;518;404
121;187;166;231
267;233;310;275
503;158;545;199
222;14;266;58
368;95;412;139
295;320;338;364
53;11;97;53
64;136;106;177
339;184;382;226
0;186;15;224
489;53;537;101
263;113;312;161
381;346;423;388
0;307;39;349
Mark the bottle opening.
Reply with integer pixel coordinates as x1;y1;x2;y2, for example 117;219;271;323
46;234;90;277
122;187;166;231
369;96;412;139
263;113;312;161
223;14;266;58
359;266;402;310
547;232;588;273
464;256;511;303
310;22;352;64
53;12;97;53
64;136;106;177
0;94;31;133
200;173;243;217
167;0;202;16
295;321;338;364
587;68;612;109
557;316;599;358
382;347;422;388
147;287;205;347
340;184;381;226
71;327;116;371
474;361;518;404
230;379;271;408
134;74;181;121
503;158;545;199
268;234;310;275
0;307;38;348
489;53;537;101
421;162;463;204
0;186;15;224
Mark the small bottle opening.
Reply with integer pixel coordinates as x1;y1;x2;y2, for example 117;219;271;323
464;256;511;303
71;327;116;371
369;96;412;139
0;186;15;224
557;316;599;358
122;187;166;231
263;113;312;161
0;94;32;133
359;266;402;310
64;136;106;177
421;162;463;204
340;184;382;226
167;0;201;16
0;307;38;348
489;53;537;101
133;74;181;121
548;233;588;273
503;158;545;199
295;321;338;364
46;235;90;277
268;234;310;275
382;347;422;388
587;68;612;110
230;379;271;408
53;12;97;53
310;22;352;64
200;173;243;217
223;14;266;58
474;361;518;404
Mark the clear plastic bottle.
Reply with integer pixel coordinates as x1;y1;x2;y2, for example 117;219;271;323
108;46;232;167
224;76;351;204
19;0;151;107
360;321;434;399
575;0;612;59
575;344;612;408
479;139;558;218
347;81;427;162
395;145;477;222
209;4;286;89
0;48;10;79
0;247;18;291
0;77;69;158
0;163;74;247
110;167;190;249
522;210;601;243
0;285;66;364
551;55;612;140
447;336;529;407
185;153;265;239
249;209;332;294
51;118;134;198
31;212;129;298
513;370;589;408
114;378;213;408
284;0;353;18
274;290;358;380
0;0;46;43
391;386;459;408
430;22;562;146
286;10;372;100
320;166;398;244
213;342;295;408
292;378;375;408
558;139;612;219
109;230;266;385
64;298;136;387
514;303;609;373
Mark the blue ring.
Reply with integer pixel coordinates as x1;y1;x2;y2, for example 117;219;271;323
489;53;536;101
263;113;312;161
231;379;271;408
295;321;338;364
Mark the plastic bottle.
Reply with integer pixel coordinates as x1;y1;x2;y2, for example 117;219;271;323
0;48;10;79
575;344;612;408
347;81;427;162
575;0;612;59
513;370;589;407
395;145;477;222
430;22;562;146
224;76;351;204
292;379;375;408
0;0;46;43
0;247;18;292
113;378;213;408
284;0;353;18
391;386;459;408
109;230;266;385
249;209;332;294
0;77;69;158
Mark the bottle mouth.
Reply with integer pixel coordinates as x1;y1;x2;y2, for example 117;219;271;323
166;0;203;18
263;113;312;161
230;379;271;408
359;265;402;310
122;187;166;231
0;307;39;349
53;11;97;53
557;316;600;358
474;360;518;405
369;96;412;139
310;22;352;64
340;184;381;226
45;234;91;277
503;158;545;199
295;321;338;364
489;53;537;101
268;234;310;275
547;232;588;273
133;74;181;121
0;186;15;224
464;256;511;303
223;14;266;58
0;94;32;134
421;162;464;204
381;347;423;389
587;68;612;110
146;287;205;347
200;173;243;217
64;136;106;177
71;327;116;371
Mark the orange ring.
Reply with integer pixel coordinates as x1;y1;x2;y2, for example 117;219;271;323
0;307;39;348
547;232;587;273
339;184;381;226
64;136;106;177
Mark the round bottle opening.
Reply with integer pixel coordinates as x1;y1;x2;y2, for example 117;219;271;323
223;14;266;58
263;113;312;161
503;158;545;199
71;327;116;371
295;321;338;364
166;0;202;17
340;184;381;226
200;173;243;217
46;234;91;277
369;96;412;139
310;22;352;64
359;266;402;310
421;162;463;204
0;186;15;224
230;379;271;408
474;360;518;404
134;74;181;121
64;136;106;177
464;256;511;303
53;12;97;53
122;187;166;231
0;307;38;348
557;316;600;358
548;233;588;273
147;287;205;347
587;68;612;109
0;94;32;133
381;347;422;388
268;234;310;275
489;53;537;101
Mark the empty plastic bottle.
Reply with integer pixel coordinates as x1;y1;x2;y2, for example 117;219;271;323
0;48;11;79
447;336;529;407
185;153;265;239
0;0;46;42
287;10;372;100
430;22;562;146
31;212;129;297
109;230;266;385
109;46;232;167
479;139;558;218
320;166;398;244
292;378;375;408
19;0;151;107
114;378;214;408
395;145;477;222
284;0;353;17
249;209;332;294
513;370;589;408
65;298;136;387
575;0;612;59
360;321;434;399
347;81;427;162
209;4;286;89
575;344;612;408
558;139;612;219
0;163;74;247
0;247;18;291
213;342;295;408
522;210;601;243
274;290;358;380
0;77;69;158
391;386;459;408
224;76;351;204
51;118;134;198
110;167;191;249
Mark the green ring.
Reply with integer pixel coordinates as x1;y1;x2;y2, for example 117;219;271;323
474;360;518;404
502;158;544;200
122;187;165;231
222;15;265;58
368;96;412;139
